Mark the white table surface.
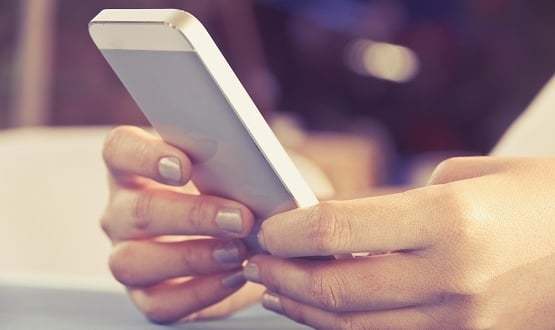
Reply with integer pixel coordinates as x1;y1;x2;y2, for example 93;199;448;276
0;127;310;329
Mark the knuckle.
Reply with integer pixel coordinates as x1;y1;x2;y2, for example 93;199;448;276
100;191;120;238
99;212;112;237
335;316;357;330
308;202;346;254
135;141;153;173
137;293;177;324
441;184;467;221
133;190;155;230
436;183;492;271
109;242;139;286
430;157;469;184
437;184;474;242
448;273;490;301
255;262;280;293
190;284;208;307
103;126;153;173
281;302;308;326
307;268;345;311
103;126;132;164
176;244;198;273
456;297;497;330
187;196;212;231
102;189;143;241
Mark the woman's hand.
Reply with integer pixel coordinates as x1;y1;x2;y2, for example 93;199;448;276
101;126;264;324
245;157;555;329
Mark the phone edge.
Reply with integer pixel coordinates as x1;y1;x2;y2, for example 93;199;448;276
89;9;319;210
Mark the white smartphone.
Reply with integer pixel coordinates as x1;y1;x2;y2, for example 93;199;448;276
89;9;318;250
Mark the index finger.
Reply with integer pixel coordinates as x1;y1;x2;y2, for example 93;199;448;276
245;254;437;313
103;126;192;186
258;185;451;257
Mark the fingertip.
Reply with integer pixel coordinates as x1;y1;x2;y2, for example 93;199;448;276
221;270;247;289
157;152;192;186
243;259;261;283
243;255;286;292
103;126;194;186
257;214;282;254
214;203;256;238
212;239;248;267
262;291;284;314
257;228;268;252
129;288;180;324
102;125;135;165
240;206;257;237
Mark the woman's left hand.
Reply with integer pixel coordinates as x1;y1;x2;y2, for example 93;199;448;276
244;157;555;329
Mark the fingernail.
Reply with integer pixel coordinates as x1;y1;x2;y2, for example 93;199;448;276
262;292;283;313
158;157;182;185
222;271;246;289
243;262;260;282
213;241;243;265
215;208;244;234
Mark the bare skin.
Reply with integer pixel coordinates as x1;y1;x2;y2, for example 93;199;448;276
246;157;555;329
102;126;555;328
101;126;264;324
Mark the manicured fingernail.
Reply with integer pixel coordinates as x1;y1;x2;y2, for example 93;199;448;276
243;262;260;282
215;208;243;234
158;157;182;185
222;271;246;289
213;241;243;265
262;292;283;313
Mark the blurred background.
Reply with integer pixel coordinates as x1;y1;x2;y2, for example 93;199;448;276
2;0;555;187
1;0;555;307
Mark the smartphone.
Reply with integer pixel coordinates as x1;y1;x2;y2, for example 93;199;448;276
89;9;318;250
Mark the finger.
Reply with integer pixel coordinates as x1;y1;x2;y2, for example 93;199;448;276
190;283;266;321
102;188;255;241
129;271;246;324
258;186;450;257
262;292;436;330
103;126;192;186
109;239;248;287
428;156;501;185
244;254;440;313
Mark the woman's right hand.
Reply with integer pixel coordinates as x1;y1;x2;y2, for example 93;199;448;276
100;126;264;324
